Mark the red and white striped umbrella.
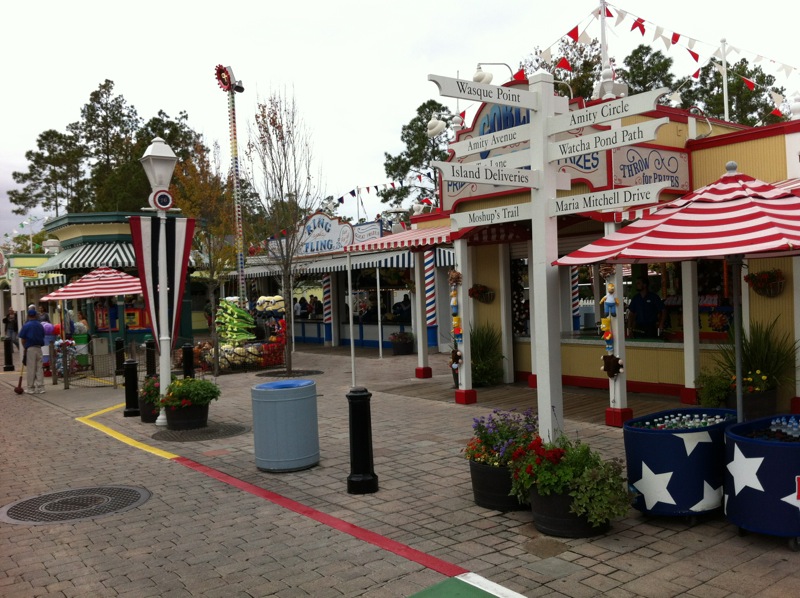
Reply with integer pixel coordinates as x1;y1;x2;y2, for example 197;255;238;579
555;165;800;265
41;266;142;301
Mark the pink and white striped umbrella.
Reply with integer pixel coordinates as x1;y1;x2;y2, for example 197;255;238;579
555;166;800;265
41;266;142;301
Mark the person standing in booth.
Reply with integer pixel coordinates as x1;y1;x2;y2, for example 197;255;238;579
19;308;46;394
627;276;666;339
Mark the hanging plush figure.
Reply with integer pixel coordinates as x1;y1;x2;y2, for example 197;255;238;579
600;316;614;353
450;288;458;316
601;354;624;378
603;282;619;317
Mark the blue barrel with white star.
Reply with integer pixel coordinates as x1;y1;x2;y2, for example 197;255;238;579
623;408;735;517
724;417;800;539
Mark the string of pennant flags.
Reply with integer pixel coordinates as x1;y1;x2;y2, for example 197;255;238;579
541;2;799;115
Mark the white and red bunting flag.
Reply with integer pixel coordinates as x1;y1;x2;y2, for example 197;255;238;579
688;48;700;62
615;9;626;26
772;108;784;117
566;25;579;42
601;5;613;17
539;48;552;63
770;91;785;106
631;17;645;35
741;76;755;91
129;216;195;353
512;68;527;81
671;32;681;44
692;69;701;79
578;30;593;44
556;57;572;72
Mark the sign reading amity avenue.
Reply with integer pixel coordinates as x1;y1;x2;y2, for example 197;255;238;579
431;161;540;189
548;182;668;217
427;74;539;111
448;124;531;158
547;118;669;162
547;87;669;135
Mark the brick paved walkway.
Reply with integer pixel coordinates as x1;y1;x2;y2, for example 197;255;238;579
1;344;798;597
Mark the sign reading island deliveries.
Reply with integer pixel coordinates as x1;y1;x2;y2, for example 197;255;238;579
431;160;540;189
548;182;668;217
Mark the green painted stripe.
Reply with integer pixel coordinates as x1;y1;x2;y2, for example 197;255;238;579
411;574;528;597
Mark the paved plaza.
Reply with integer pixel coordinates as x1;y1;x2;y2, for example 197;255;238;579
1;343;799;597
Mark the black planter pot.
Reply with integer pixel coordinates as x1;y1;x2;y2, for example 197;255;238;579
469;461;528;512
165;403;209;430
138;398;160;423
725;388;777;421
391;341;414;356
529;486;609;538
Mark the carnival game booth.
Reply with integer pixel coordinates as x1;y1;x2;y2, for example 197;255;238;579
556;164;800;426
40;267;144;383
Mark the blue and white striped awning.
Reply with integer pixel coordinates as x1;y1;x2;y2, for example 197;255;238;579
242;248;454;278
24;274;68;288
37;243;136;272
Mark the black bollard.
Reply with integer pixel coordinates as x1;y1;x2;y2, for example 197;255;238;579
145;339;156;377
182;343;195;378
123;359;140;417
3;337;14;372
115;337;125;375
346;386;379;494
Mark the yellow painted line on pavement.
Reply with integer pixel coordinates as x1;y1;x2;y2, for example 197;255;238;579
76;403;179;460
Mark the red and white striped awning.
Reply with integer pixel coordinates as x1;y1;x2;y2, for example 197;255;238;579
41;267;142;301
555;169;800;265
344;226;451;253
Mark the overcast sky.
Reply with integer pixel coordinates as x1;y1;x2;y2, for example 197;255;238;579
2;0;798;247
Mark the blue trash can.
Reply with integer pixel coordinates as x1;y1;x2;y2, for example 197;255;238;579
251;380;319;472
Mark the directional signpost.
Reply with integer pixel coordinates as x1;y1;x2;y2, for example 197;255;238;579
548;118;668;162
429;70;670;438
430;160;539;188
448;123;531;157
549;182;668;217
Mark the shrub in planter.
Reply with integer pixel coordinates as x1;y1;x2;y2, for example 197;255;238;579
470;323;504;386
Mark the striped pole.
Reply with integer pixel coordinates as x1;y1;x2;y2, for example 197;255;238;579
424;250;436;327
228;88;246;309
571;266;580;330
322;275;332;324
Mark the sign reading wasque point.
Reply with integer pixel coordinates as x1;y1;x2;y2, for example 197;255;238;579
431;161;540;189
427;74;539;110
548;182;668;217
547;88;669;135
548;118;668;162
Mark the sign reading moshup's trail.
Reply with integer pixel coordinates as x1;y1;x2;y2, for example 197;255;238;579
451;202;532;230
548;182;668;217
448;124;531;158
431;161;540;189
548;118;669;162
428;74;539;111
547;88;669;135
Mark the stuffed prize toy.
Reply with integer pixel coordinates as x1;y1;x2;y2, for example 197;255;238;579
600;317;613;353
602;282;619;317
450;288;458;315
601;354;624;378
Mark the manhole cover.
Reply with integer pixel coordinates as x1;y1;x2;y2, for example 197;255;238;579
256;370;323;378
152;422;250;442
0;486;151;525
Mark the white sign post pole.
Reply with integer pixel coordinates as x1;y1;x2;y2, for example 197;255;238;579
529;71;564;442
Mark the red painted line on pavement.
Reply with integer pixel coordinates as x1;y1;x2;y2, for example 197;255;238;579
173;456;468;578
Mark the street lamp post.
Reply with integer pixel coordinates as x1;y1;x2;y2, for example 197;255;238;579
140;137;178;427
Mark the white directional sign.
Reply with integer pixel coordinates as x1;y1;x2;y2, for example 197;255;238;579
448;124;531;158
548;118;669;162
431;161;540;189
548;182;668;217
428;74;539;111
547;87;669;135
451;202;532;231
467;150;531;171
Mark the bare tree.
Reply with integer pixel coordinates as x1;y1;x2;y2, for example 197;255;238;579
244;90;323;373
